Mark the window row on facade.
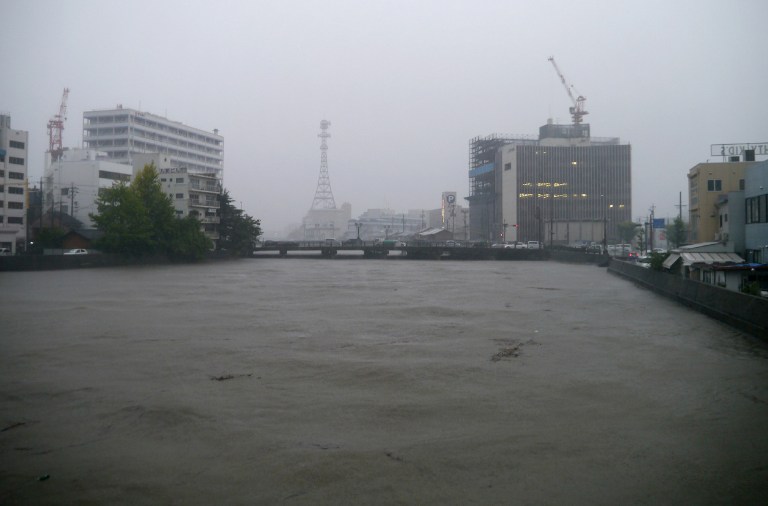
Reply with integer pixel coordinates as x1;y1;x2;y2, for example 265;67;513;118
83;114;222;147
85;127;223;157
746;194;768;224
0;186;24;194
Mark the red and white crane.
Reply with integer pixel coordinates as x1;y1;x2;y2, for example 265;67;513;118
547;56;588;125
47;87;70;161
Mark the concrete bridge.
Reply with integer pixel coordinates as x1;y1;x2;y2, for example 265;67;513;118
253;240;552;260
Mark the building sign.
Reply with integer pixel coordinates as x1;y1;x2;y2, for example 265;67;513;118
442;191;457;227
710;143;768;157
159;167;188;174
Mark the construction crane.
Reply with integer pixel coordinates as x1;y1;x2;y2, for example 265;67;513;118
547;56;587;125
47;87;70;162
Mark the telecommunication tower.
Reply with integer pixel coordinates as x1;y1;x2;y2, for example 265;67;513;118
48;87;70;161
310;119;337;210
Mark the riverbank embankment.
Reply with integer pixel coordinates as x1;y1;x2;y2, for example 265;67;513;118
608;259;768;339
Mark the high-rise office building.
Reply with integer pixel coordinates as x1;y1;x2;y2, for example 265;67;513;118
467;121;631;245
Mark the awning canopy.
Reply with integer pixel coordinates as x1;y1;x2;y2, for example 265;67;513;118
663;251;745;269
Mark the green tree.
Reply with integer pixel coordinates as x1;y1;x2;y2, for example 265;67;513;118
167;215;213;260
131;164;177;254
217;189;261;256
635;226;646;253
649;251;669;271
668;216;687;249
91;183;154;255
91;163;211;259
617;221;640;244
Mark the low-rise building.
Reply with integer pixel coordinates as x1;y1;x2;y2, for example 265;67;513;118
133;154;221;242
744;160;768;262
688;159;752;243
157;166;221;241
44;148;133;228
662;241;745;279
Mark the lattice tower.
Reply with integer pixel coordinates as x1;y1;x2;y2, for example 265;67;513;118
311;119;337;210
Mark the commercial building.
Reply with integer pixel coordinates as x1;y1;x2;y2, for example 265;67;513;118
0;114;29;253
688;160;752;243
467;121;631;244
43;148;133;228
341;208;423;241
82;107;224;178
744;160;768;262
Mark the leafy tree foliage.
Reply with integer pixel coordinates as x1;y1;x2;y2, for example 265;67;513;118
667;216;687;249
635;226;646;253
617;221;640;244
91;163;211;259
31;226;66;252
649;251;669;271
217;189;261;256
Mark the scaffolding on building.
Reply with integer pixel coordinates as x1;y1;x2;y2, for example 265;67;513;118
467;134;536;241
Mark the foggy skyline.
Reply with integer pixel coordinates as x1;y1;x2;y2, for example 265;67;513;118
3;0;766;236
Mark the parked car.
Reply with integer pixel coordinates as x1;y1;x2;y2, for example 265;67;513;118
586;244;603;254
445;240;463;247
637;256;652;268
0;248;11;256
64;248;89;255
526;241;542;249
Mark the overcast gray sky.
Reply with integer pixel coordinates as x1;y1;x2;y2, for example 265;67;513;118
3;0;766;235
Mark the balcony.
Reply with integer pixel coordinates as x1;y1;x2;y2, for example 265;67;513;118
190;182;221;193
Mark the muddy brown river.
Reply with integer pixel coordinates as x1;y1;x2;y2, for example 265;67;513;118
1;259;767;505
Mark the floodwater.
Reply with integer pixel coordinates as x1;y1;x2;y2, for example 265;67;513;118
1;259;767;505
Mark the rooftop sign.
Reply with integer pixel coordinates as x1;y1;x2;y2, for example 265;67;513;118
711;143;768;157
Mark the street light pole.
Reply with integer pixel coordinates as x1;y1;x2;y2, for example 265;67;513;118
601;194;607;252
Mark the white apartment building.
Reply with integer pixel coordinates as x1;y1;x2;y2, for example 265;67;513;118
133;153;221;242
0;113;29;253
83;106;224;178
158;167;221;241
44;148;133;228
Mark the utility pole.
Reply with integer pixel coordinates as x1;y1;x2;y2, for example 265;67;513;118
69;182;77;221
649;205;656;251
462;209;468;241
674;191;686;221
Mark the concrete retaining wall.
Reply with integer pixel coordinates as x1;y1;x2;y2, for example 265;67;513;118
608;259;768;339
0;254;193;271
549;249;607;265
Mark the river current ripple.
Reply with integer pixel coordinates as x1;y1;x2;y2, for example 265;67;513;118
1;259;767;505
